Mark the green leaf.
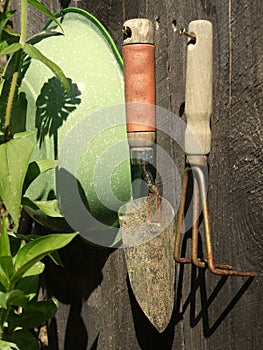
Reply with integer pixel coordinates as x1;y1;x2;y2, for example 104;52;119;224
0;11;16;39
0;217;14;291
0;290;27;309
23;43;70;95
9;234;22;257
14;275;39;300
0;276;8;292
22;261;45;277
27;159;56;172
28;30;64;46
11;233;41;242
19;298;58;328
5;308;22;329
6;261;43;297
31;200;63;217
0;43;21;56
0;217;11;256
9;98;31;138
0;138;34;225
1;29;20;43
28;0;63;32
21;198;63;217
0;256;14;288
2;329;40;350
0;40;8;52
0;339;19;350
11;261;43;298
0;259;11;291
48;251;64;267
13;130;36;139
7;298;58;330
12;233;77;284
23;159;57;193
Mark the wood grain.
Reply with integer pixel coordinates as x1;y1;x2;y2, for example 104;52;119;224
10;0;262;349
185;20;213;155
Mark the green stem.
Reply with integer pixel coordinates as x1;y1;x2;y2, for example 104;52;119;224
4;0;27;140
0;307;8;335
4;71;18;139
20;0;27;47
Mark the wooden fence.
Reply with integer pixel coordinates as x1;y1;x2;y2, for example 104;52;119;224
12;0;262;349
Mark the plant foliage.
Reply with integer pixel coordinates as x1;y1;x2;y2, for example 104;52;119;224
0;1;78;348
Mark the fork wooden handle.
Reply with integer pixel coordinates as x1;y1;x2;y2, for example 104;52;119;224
185;20;213;155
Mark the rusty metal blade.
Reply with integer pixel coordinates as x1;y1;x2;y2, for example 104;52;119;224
119;196;175;332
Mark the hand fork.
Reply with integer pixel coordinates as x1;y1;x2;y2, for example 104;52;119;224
174;20;255;277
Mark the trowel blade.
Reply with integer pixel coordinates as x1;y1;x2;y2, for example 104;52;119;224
119;196;175;332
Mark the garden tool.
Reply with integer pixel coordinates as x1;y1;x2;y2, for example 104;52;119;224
174;20;255;277
118;18;175;332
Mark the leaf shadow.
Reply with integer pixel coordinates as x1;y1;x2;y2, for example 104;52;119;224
35;77;81;159
0;30;65;135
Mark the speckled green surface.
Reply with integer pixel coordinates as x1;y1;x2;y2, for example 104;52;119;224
22;9;132;232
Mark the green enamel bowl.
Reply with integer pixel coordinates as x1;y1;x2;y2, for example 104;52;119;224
21;8;132;245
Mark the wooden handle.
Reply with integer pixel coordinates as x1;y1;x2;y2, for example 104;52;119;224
123;18;154;45
123;18;155;148
185;20;213;155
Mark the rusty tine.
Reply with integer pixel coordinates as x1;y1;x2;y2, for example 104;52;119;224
174;169;192;264
175;162;255;276
174;20;255;277
193;165;255;276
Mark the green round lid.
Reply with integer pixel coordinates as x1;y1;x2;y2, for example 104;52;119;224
21;9;132;245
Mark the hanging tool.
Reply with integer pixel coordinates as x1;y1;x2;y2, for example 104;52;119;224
119;18;175;332
174;20;255;277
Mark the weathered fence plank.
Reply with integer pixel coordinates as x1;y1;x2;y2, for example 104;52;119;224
11;0;262;349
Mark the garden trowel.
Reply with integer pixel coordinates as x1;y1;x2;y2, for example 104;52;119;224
118;18;175;332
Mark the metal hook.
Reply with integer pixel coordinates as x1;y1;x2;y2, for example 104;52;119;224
179;28;196;44
172;20;196;44
122;26;132;40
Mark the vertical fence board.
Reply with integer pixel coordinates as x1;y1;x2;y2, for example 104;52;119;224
10;0;262;349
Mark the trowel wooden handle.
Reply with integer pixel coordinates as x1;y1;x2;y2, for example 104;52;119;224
185;20;213;155
123;18;155;148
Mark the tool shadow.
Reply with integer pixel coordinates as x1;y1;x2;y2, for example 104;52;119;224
173;159;254;337
175;228;254;338
40;233;110;350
